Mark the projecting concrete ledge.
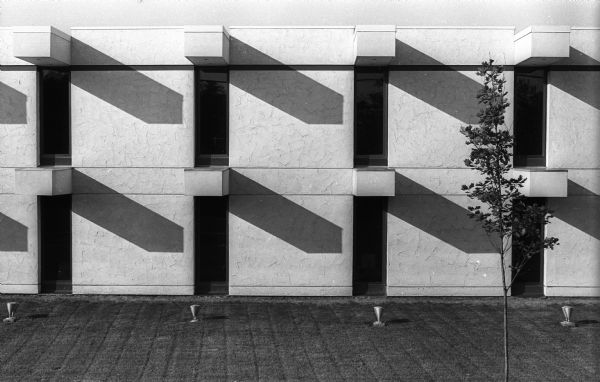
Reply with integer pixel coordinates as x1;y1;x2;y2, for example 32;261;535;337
13;26;71;66
184;167;229;196
513;168;568;197
514;25;570;66
353;167;395;196
354;25;396;66
184;25;230;65
14;167;72;196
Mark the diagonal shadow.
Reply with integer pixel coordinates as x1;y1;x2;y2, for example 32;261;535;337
0;81;27;124
229;170;342;253
0;212;28;251
549;180;600;241
553;48;600;111
71;171;183;252
391;172;497;253
229;37;344;125
391;39;483;124
70;39;183;124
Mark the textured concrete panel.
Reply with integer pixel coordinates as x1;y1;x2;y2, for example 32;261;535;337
387;195;503;296
392;28;515;66
389;69;509;168
229;195;352;295
71;28;190;66
546;196;600;296
0;29;30;65
229;28;354;65
72;194;193;294
73;168;184;195
230;69;353;168
71;69;194;167
0;194;38;294
560;28;600;65
547;71;600;169
229;168;352;195
0;168;15;194
0;70;37;167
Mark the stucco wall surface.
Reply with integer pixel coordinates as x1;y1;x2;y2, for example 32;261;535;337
546;196;600;296
392;28;515;66
71;69;194;167
229;69;353;168
547;70;600;169
0;194;38;293
71;193;193;294
228;195;352;296
0;69;37;168
386;195;503;296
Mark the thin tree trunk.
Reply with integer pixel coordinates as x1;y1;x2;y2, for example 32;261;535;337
503;289;509;382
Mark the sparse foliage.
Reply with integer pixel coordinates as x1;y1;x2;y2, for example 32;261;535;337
460;60;559;382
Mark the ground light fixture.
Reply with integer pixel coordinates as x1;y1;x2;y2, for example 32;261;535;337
373;306;385;327
560;305;576;327
3;302;18;324
190;304;200;323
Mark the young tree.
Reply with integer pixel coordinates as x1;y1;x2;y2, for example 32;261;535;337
460;60;559;382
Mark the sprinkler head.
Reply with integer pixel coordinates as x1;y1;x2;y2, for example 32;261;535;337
373;306;385;327
3;302;18;324
190;305;200;323
560;306;576;327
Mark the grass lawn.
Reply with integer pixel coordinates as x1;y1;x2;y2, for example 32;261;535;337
0;295;598;381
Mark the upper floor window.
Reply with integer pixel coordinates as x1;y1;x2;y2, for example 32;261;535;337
195;68;228;166
40;68;70;166
514;68;546;167
354;67;387;167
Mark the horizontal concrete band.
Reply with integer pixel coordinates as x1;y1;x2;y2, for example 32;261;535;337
73;285;194;295
545;286;600;297
0;284;39;294
229;286;352;296
387;286;505;296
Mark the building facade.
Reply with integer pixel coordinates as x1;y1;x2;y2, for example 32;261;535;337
0;0;598;296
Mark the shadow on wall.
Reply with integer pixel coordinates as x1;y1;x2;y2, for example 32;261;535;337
229;170;342;253
391;172;497;253
391;40;483;125
549;181;600;241
71;171;183;252
70;39;183;124
0;82;27;124
0;212;28;252
553;49;600;111
229;37;344;125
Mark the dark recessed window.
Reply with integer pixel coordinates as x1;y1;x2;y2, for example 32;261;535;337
195;68;228;166
40;195;72;293
355;68;387;167
512;197;545;296
514;68;546;167
40;68;71;166
195;196;228;295
353;197;387;296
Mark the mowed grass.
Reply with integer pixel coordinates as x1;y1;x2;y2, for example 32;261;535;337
0;295;598;381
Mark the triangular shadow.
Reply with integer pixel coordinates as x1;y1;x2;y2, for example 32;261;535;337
0;212;28;251
0;81;27;124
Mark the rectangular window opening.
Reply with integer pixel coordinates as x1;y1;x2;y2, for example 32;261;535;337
195;196;228;295
39;67;71;166
195;67;229;166
512;197;545;296
354;67;387;167
353;197;387;296
40;195;72;293
514;68;547;167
